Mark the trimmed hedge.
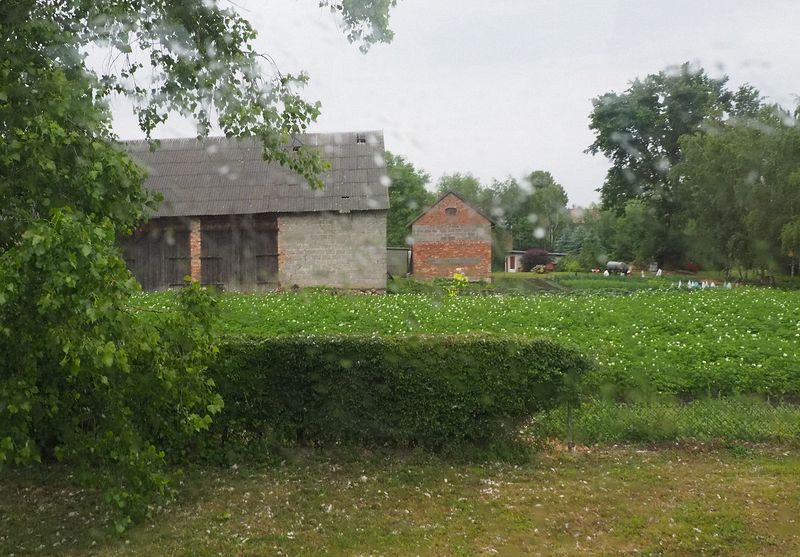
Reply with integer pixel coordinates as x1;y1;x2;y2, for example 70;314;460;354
208;335;590;449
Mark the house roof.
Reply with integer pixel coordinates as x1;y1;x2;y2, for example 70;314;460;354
407;190;496;228
126;131;389;218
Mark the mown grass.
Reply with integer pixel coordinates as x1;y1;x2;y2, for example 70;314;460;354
3;446;800;555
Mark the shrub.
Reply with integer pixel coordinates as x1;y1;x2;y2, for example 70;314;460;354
558;256;583;275
208;335;591;451
520;248;551;272
0;211;221;530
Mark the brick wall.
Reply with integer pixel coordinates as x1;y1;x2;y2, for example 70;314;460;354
189;218;201;282
411;193;492;281
278;211;387;289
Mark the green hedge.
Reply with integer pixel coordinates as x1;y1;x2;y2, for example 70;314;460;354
208;335;591;449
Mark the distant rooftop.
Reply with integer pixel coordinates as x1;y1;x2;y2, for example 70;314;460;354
126;131;389;218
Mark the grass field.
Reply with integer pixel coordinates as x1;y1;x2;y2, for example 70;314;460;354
6;286;800;550
136;286;800;398
3;445;800;556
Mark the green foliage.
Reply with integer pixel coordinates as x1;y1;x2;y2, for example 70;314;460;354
677;109;800;275
588;63;736;213
587;63;761;266
537;398;800;445
781;218;800;276
208;335;590;450
431;172;570;253
137;288;800;402
525;171;569;249
435;173;485;204
0;209;221;528
385;152;433;247
612;199;665;264
387;277;495;296
319;0;398;52
1;0;396;530
484;174;569;251
560;256;583;274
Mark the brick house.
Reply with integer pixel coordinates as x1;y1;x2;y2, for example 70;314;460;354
121;131;388;291
409;191;493;281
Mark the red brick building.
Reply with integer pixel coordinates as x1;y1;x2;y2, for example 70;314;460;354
409;191;493;281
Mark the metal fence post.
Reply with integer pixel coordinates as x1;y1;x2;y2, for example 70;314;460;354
566;401;574;451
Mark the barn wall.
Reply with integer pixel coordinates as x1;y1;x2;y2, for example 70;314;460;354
278;211;387;289
411;194;492;281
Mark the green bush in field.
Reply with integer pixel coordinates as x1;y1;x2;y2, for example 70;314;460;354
0;213;222;531
208;335;590;450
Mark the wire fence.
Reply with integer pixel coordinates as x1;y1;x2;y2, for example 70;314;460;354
533;397;800;445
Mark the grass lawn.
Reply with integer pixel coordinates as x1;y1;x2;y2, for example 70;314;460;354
3;445;800;555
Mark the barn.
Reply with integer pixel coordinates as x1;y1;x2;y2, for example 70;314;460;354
409;191;494;281
121;131;388;291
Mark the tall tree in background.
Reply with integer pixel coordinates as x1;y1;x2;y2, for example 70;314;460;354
436;173;487;208
526;170;569;250
385;152;433;246
480;172;569;252
676;105;800;276
587;63;758;265
484;177;533;249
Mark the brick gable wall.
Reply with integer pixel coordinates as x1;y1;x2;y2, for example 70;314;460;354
411;193;492;281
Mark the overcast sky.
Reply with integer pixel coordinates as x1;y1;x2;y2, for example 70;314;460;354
111;0;800;207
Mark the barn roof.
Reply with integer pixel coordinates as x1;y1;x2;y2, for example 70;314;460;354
127;131;389;218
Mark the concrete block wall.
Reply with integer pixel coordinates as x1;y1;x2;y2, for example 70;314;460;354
278;211;387;289
411;193;492;281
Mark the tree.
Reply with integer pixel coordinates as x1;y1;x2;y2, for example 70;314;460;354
484;177;534;249
677;106;800;276
587;63;758;266
481;173;568;252
385;152;433;246
436;173;488;210
526;171;569;250
781;218;800;277
0;0;396;526
612;200;662;264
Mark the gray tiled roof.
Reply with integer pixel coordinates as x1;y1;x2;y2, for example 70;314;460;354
127;131;389;218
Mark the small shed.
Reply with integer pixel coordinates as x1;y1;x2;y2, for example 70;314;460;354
409;191;493;281
504;250;526;272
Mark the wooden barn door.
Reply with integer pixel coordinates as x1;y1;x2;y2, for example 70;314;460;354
120;219;190;290
200;220;231;288
250;215;279;289
200;215;277;290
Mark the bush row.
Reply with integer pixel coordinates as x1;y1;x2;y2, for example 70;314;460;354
208;335;591;450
